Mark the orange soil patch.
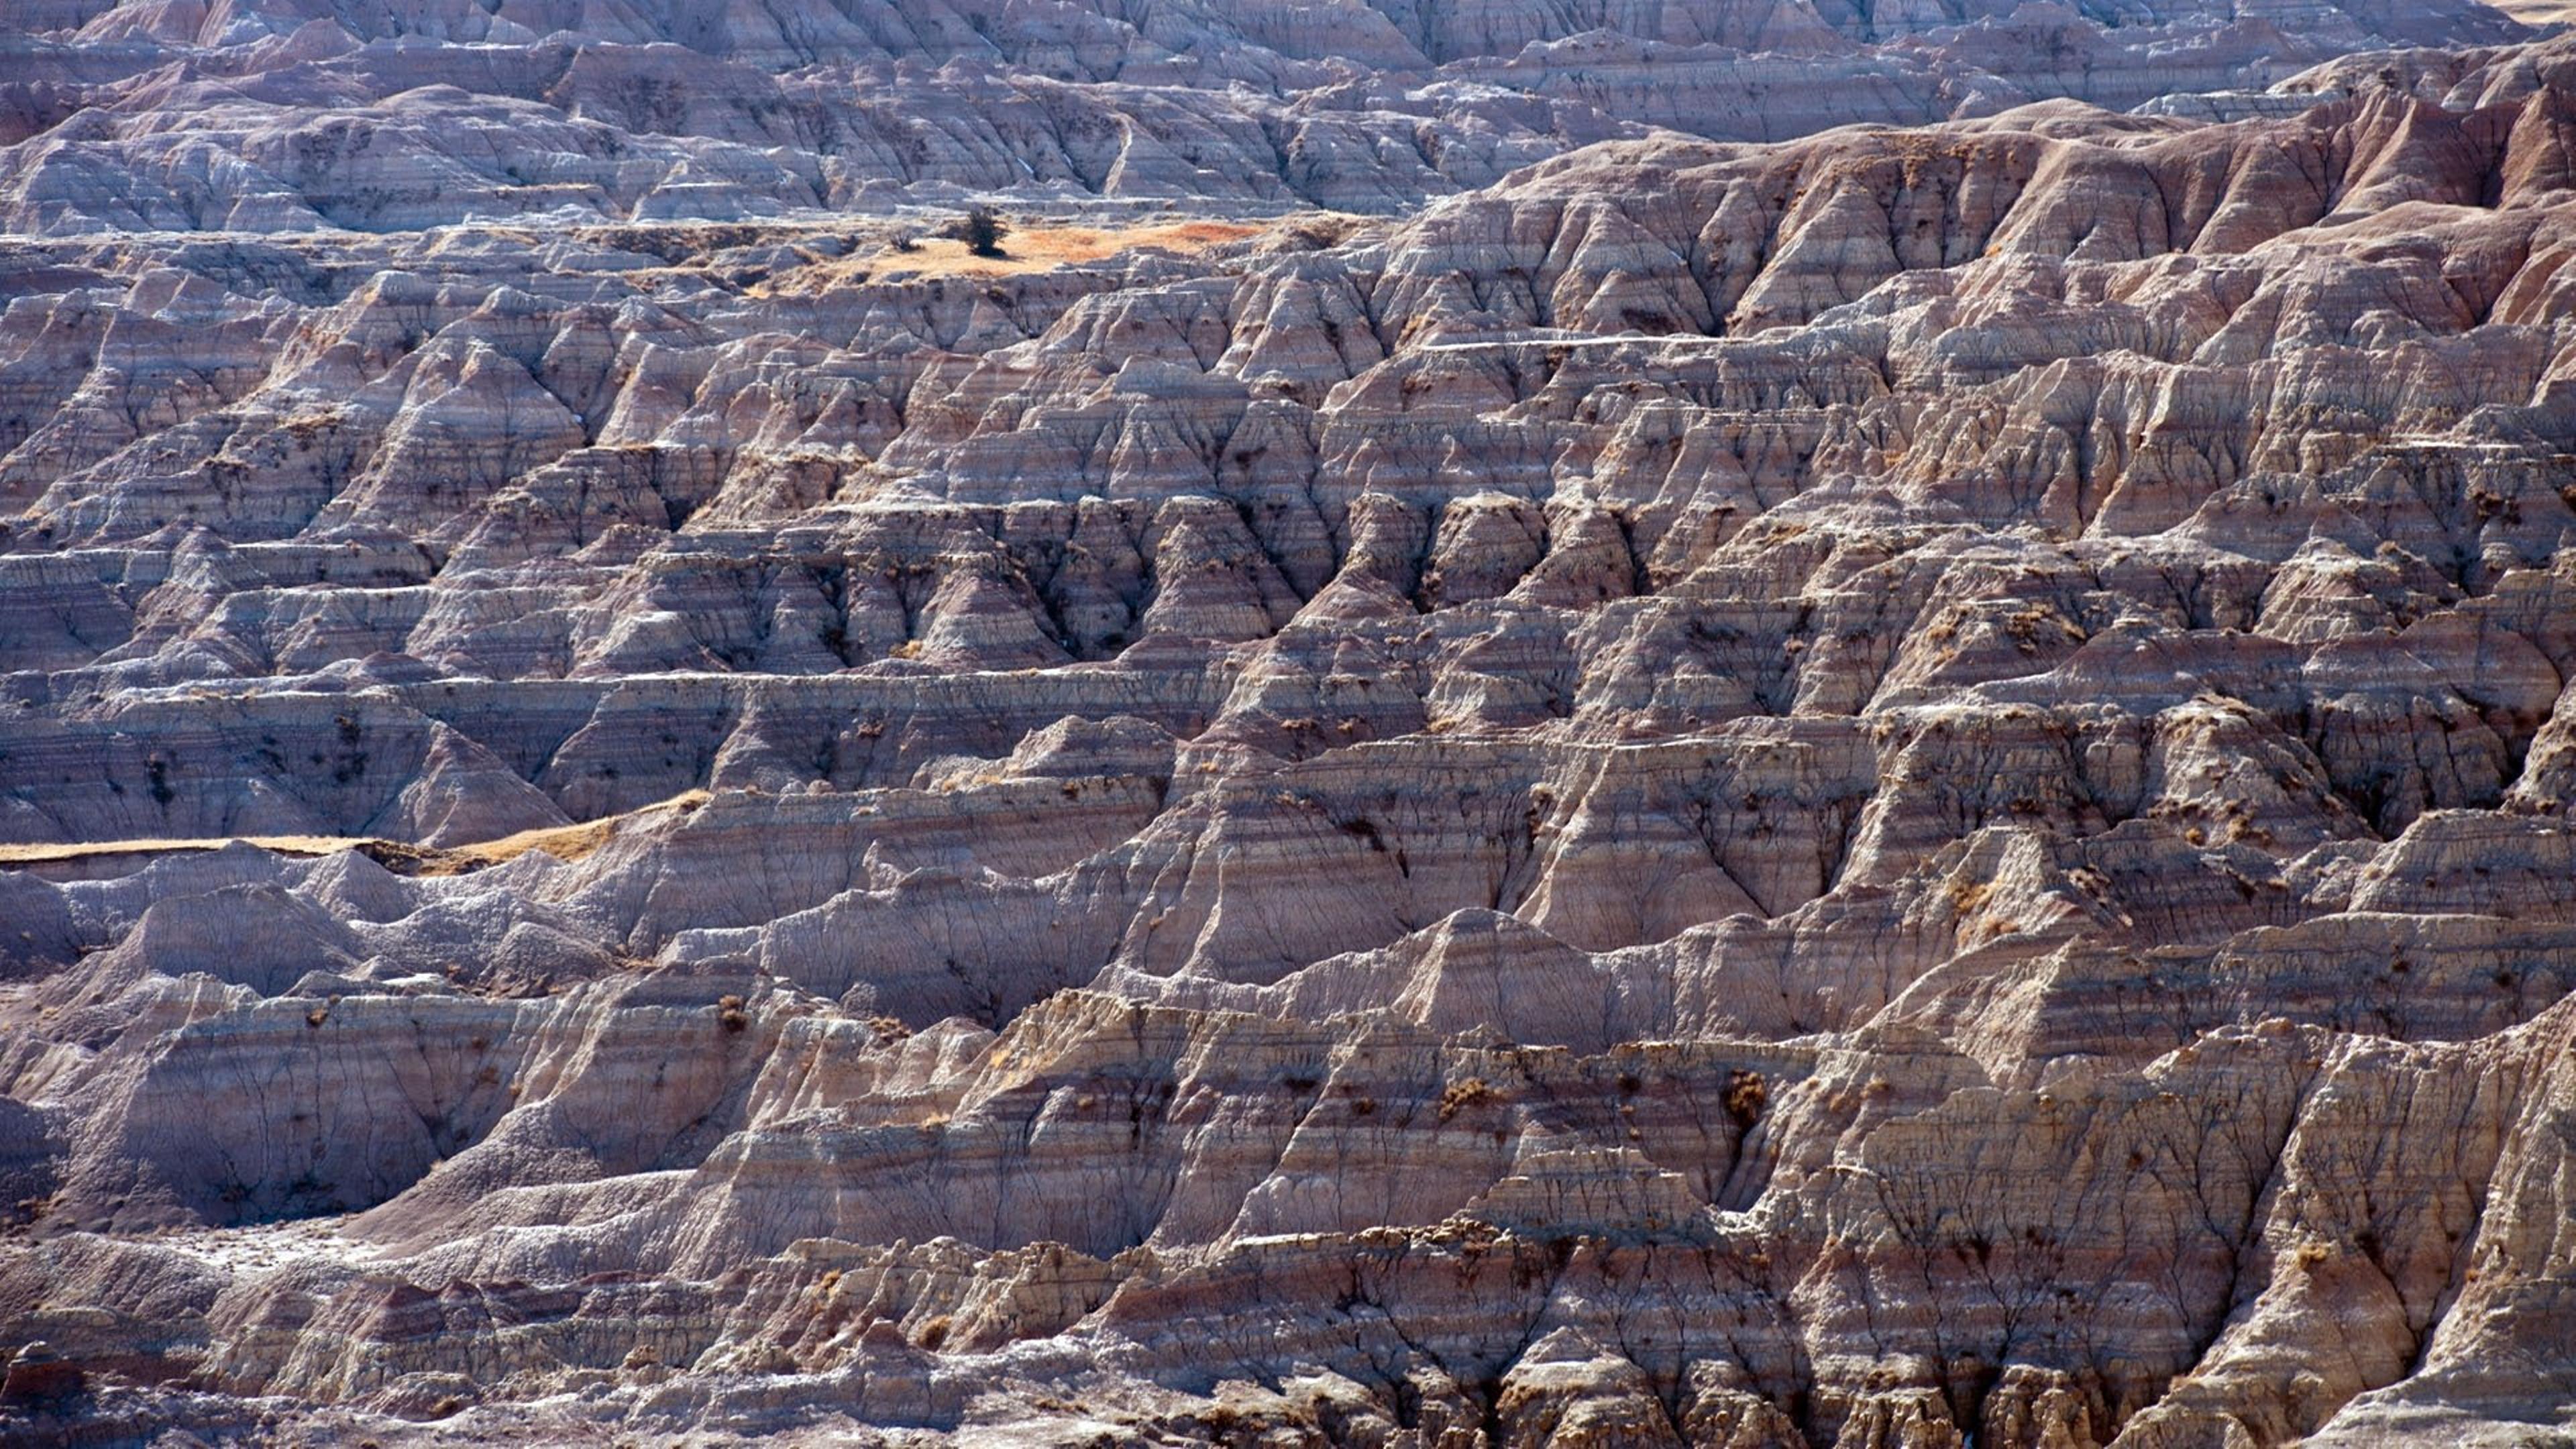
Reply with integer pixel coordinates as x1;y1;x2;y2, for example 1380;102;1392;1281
768;218;1267;291
0;833;368;864
2494;1;2576;21
0;790;710;875
896;219;1265;275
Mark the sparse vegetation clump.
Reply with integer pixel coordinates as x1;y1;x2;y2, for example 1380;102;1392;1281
1724;1069;1768;1126
1438;1077;1498;1120
943;205;1008;257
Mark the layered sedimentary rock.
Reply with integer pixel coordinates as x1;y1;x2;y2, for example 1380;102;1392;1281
9;0;2576;1445
0;0;2537;231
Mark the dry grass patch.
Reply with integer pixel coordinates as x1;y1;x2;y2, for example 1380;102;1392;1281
765;219;1266;291
422;789;710;873
896;219;1264;275
0;789;711;875
0;833;366;865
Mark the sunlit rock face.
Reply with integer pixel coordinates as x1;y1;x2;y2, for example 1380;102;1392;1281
8;0;2576;1444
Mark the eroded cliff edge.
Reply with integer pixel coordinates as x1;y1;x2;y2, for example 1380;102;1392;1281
8;2;2576;1446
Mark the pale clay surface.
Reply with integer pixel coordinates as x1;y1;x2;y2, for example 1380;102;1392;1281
3;1;2576;1446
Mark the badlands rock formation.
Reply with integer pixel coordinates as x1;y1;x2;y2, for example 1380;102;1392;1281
0;0;2537;227
7;0;2576;1444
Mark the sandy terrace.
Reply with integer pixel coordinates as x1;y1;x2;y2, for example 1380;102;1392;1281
765;217;1271;290
0;790;709;876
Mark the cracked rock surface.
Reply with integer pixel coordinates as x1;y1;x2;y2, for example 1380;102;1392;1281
8;1;2576;1445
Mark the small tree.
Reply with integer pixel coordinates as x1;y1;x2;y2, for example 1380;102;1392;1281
947;205;1006;258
